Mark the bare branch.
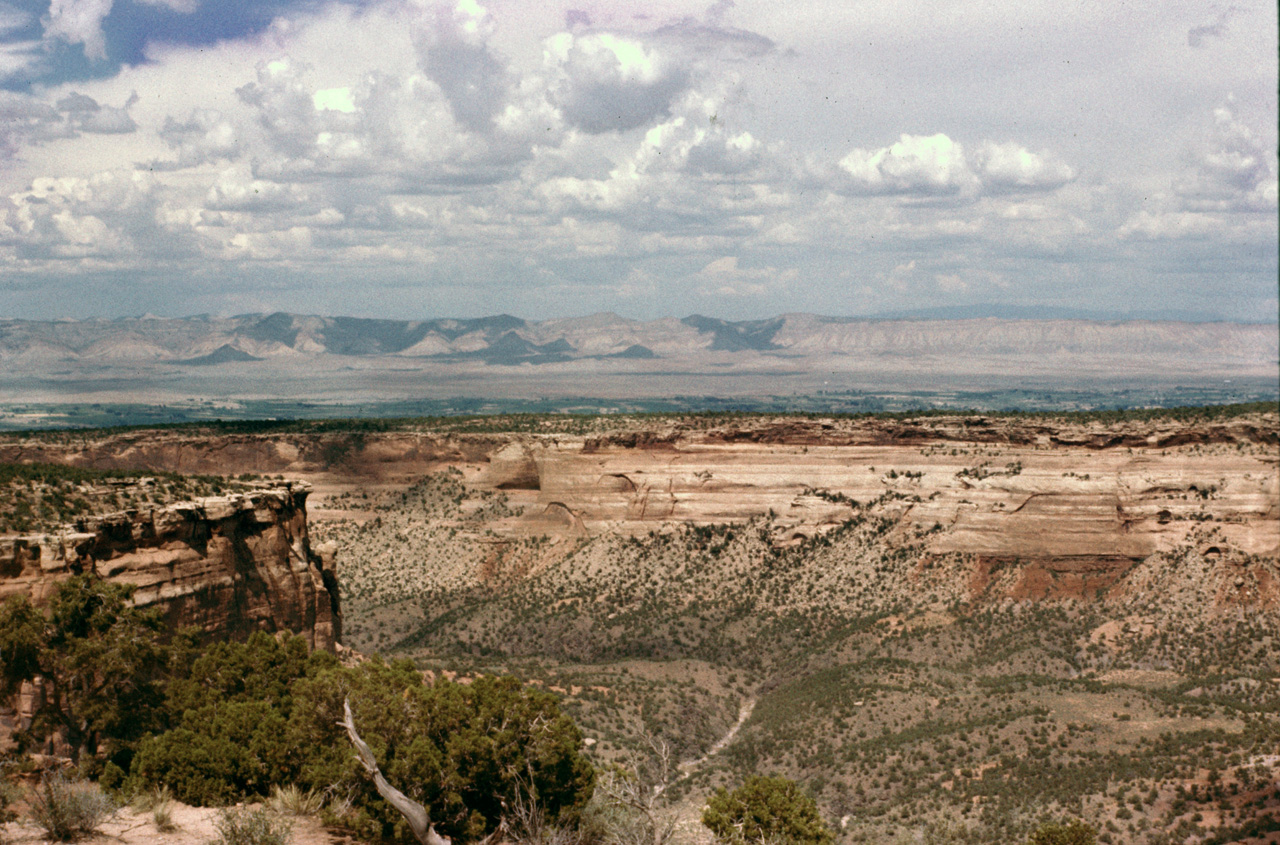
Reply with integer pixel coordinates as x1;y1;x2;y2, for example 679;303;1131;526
341;698;452;845
597;732;678;845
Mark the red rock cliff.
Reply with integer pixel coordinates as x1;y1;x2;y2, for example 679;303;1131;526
0;482;340;650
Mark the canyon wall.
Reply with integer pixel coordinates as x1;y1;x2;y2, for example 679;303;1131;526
0;483;340;650
1;410;1276;613
474;417;1278;606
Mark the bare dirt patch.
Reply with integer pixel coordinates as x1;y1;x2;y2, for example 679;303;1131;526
2;803;358;845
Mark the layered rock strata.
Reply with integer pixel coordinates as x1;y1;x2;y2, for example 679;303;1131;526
0;482;340;650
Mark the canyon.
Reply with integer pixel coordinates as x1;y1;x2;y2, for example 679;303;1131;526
3;411;1275;611
2;407;1278;843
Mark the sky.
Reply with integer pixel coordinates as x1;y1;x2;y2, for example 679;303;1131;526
0;0;1275;322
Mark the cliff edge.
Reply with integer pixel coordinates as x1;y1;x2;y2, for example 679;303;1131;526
0;482;340;650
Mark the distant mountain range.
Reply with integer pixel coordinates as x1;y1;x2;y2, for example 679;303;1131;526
866;304;1253;322
1;311;1275;367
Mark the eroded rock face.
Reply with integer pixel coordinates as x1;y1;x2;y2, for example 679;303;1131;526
467;414;1279;607
0;483;340;650
1;412;1275;613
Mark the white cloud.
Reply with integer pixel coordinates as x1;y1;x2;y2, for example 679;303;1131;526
0;89;136;160
135;0;198;11
0;7;41;82
1174;101;1277;212
43;0;113;61
839;134;980;197
1118;209;1223;241
416;0;508;132
972;141;1074;192
58;91;138;134
0;0;1273;322
1119;101;1278;246
236;57;319;157
0;39;43;83
0;170;159;261
313;87;356;113
545;31;689;133
690;254;795;298
837;134;1078;200
157;108;241;168
205;165;310;212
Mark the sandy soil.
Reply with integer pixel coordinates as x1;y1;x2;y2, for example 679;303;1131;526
1;802;360;845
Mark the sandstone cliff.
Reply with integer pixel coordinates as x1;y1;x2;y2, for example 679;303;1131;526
0;482;340;650
1;410;1275;616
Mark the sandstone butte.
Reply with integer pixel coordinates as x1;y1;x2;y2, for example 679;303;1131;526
0;410;1276;638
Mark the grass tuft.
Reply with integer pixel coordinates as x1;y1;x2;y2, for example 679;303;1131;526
27;772;116;842
210;806;292;845
267;784;324;816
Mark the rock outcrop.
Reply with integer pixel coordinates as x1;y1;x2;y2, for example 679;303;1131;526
1;410;1275;616
0;482;340;650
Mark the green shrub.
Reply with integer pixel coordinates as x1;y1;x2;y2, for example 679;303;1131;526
27;772;116;841
127;632;329;805
702;775;834;845
1026;819;1097;845
210;806;292;845
0;765;19;825
288;659;596;843
0;577;168;764
98;761;125;794
127;721;268;806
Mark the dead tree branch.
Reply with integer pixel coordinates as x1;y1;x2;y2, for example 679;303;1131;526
341;698;451;845
597;733;678;845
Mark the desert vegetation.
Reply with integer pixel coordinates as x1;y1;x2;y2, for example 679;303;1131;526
1;405;1277;844
0;463;265;533
308;404;1278;843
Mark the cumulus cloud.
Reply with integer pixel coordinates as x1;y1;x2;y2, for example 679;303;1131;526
236;57;319;158
1;90;135;158
205;165;311;212
157;109;242;169
1174;102;1277;212
545;31;689;133
1118;210;1222;241
691;254;795;298
416;0;509;133
1120;101;1277;244
839;133;980;197
57;90;138;134
625;108;770;179
1;170;159;261
43;0;113;61
836;134;1077;199
972;141;1074;192
1;91;61;156
0;0;1270;322
686;126;763;175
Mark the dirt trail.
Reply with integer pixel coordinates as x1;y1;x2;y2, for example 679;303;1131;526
670;696;756;787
